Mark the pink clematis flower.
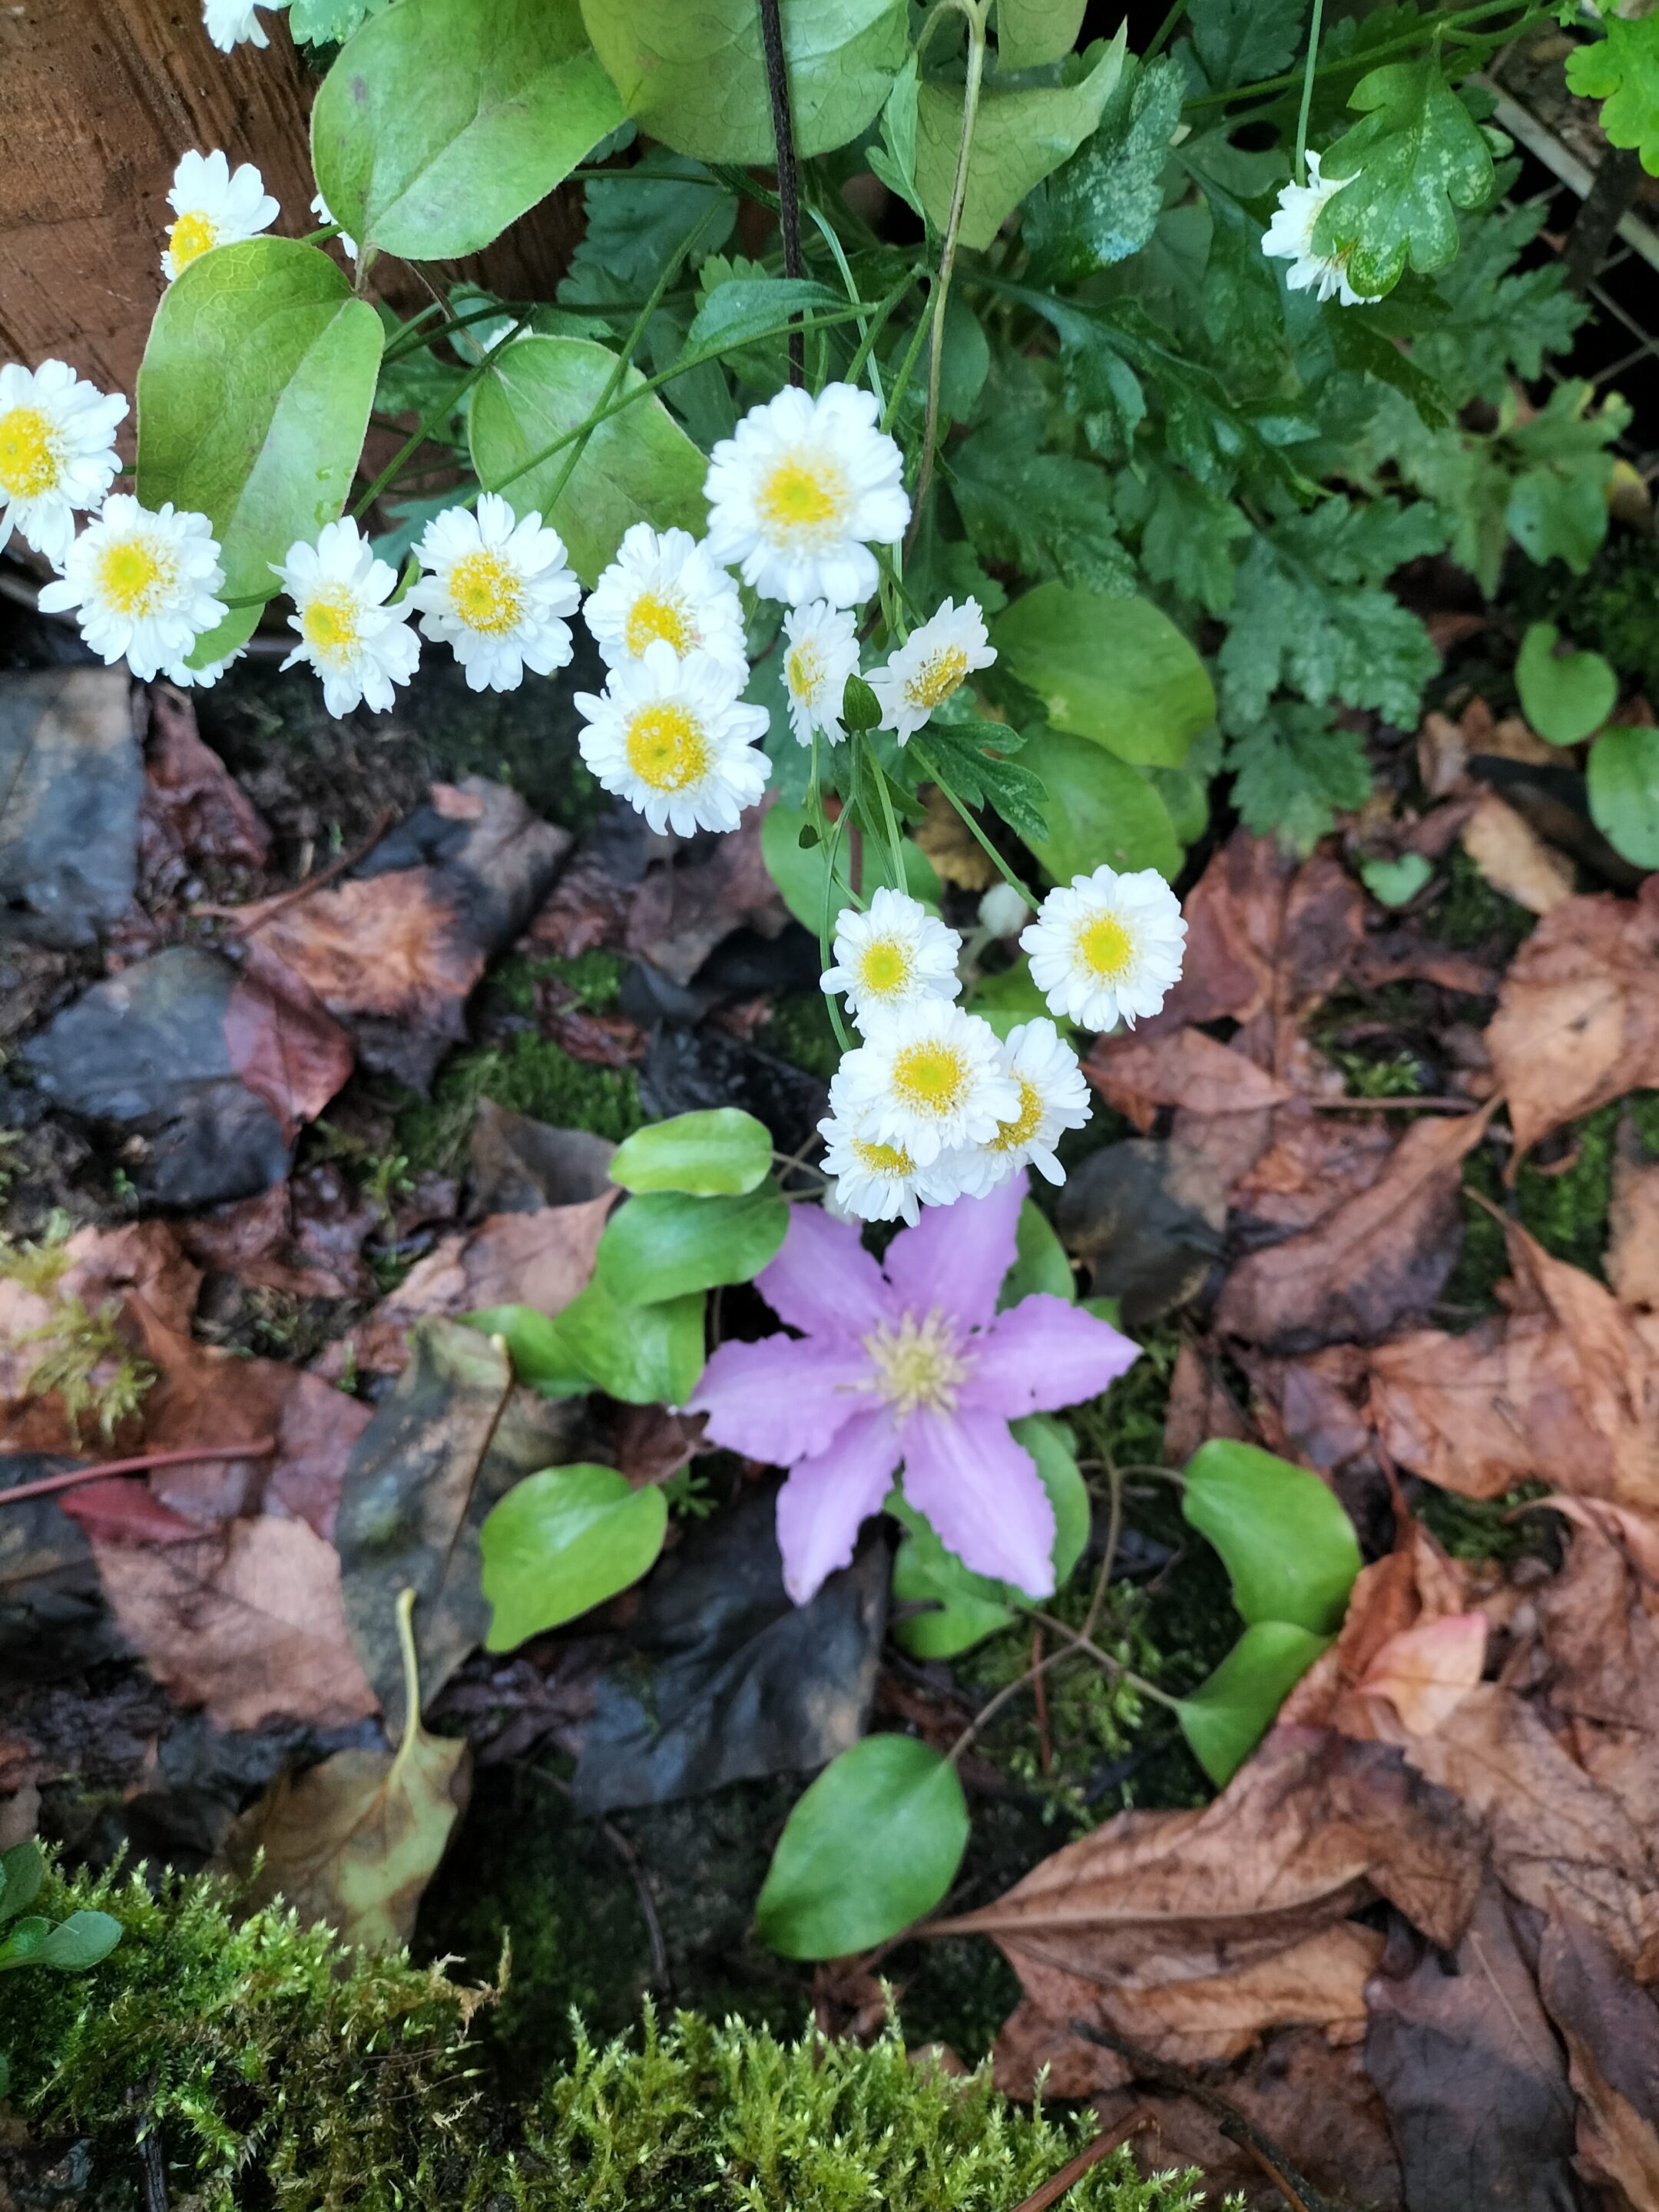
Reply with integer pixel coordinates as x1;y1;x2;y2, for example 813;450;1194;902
688;1174;1139;1604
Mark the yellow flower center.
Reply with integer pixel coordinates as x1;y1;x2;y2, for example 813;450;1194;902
856;937;912;998
626;702;710;793
906;645;969;712
624;589;693;658
95;535;174;617
1077;911;1135;982
302;587;362;664
757;452;847;538
0;406;60;498
449;548;523;636
889;1039;970;1120
851;1136;915;1178
786;642;821;702
863;1309;969;1418
167;212;219;270
988;1077;1044;1154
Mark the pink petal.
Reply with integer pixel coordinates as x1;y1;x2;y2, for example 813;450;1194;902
776;1408;902;1604
962;1295;1140;1419
689;1333;871;1465
883;1174;1026;1329
900;1406;1056;1598
755;1203;893;1339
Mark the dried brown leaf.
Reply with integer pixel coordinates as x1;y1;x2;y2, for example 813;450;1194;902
1462;792;1575;916
1083;1029;1295;1132
1538;1907;1659;2210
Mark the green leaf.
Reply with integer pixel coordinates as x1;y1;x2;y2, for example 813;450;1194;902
1177;1621;1333;1786
581;0;907;163
967;955;1072;1043
551;1277;707;1405
289;0;390;42
1002;1200;1075;1306
1186;0;1305;91
1023;55;1184;280
465;1303;591;1397
135;240;382;667
1313;58;1495;296
1515;621;1618;747
0;1842;41;1928
1123;466;1251;619
1588;726;1659;871
993;584;1215;767
1359;853;1432;908
560;153;737;302
756;1735;969;1956
913;29;1127;251
610;1109;773;1196
598;1188;787;1306
469;335;707;586
1226;703;1373;855
995;0;1087;72
311;0;624;263
0;1909;121;1974
480;1463;668;1647
684;277;845;356
949;424;1134;594
1565;14;1659;177
908;722;1051;847
868;55;922;214
760;800;939;928
1024;727;1182;885
1182;1439;1361;1634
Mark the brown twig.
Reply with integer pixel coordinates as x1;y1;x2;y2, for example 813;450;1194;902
0;1439;277;1509
1310;1095;1475;1112
755;0;805;385
1031;1625;1052;1777
1069;2019;1339;2212
195;807;395;930
1008;2108;1158;2212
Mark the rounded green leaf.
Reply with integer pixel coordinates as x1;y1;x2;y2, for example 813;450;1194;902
581;0;907;164
550;1277;707;1405
0;1842;42;1928
1023;728;1181;886
1588;725;1659;869
1359;853;1433;909
1001;1200;1075;1307
1515;621;1618;747
598;1188;788;1306
0;1909;121;1974
1182;1440;1361;1635
610;1110;773;1196
480;1463;668;1649
1177;1621;1333;1787
464;1303;591;1397
760;800;940;929
136;239;382;667
756;1735;969;1957
469;336;707;586
312;0;624;263
994;584;1215;766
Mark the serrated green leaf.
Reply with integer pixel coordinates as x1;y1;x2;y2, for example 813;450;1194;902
1125;467;1251;618
1178;1621;1333;1785
907;723;1051;846
480;1464;668;1647
610;1110;773;1197
289;0;389;42
995;0;1087;72
684;277;844;355
949;423;1134;594
560;153;737;303
756;1735;969;1957
597;1188;787;1306
1183;1439;1361;1634
1588;726;1659;870
1023;55;1184;280
869;55;922;214
993;584;1215;767
581;0;907;164
1186;0;1305;91
1024;727;1182;885
914;29;1127;251
1224;703;1373;856
1313;58;1495;296
469;336;707;586
1515;621;1617;747
1565;14;1659;177
312;0;624;263
136;240;382;667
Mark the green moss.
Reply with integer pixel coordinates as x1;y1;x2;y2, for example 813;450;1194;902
1428;844;1533;959
1418;1482;1552;1566
758;989;842;1081
396;1035;645;1178
495;951;628;1020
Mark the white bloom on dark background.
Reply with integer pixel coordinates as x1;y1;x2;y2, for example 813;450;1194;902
0;359;127;567
161;646;246;690
202;0;271;49
1021;864;1187;1033
955;1018;1091;1194
818;1072;964;1227
273;517;421;717
834;1002;1018;1167
311;190;359;263
781;598;861;747
1261;147;1378;308
820;889;961;1029
575;639;770;836
977;880;1031;941
39;496;227;680
703;382;909;608
162;151;280;281
409;494;580;694
583;523;747;674
869;596;995;743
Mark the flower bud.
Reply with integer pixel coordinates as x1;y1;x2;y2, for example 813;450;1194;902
977;881;1030;939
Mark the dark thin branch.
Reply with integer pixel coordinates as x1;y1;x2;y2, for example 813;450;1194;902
1008;2109;1158;2212
0;1440;277;1509
756;0;806;384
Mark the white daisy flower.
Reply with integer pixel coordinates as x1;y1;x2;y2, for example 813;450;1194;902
1021;865;1187;1034
162;151;280;283
820;888;962;1028
869;597;996;745
819;1074;968;1227
0;359;127;568
834;1002;1019;1169
1261;148;1380;309
703;382;909;608
575;639;770;837
273;517;421;717
38;496;227;682
582;523;747;675
202;0;271;48
311;191;359;264
955;1020;1091;1195
162;645;246;690
781;599;861;747
408;493;581;694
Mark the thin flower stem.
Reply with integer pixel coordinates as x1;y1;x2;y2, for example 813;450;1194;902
1294;0;1327;183
809;737;855;1052
880;287;939;438
868;743;909;892
0;1439;277;1510
350;310;532;522
934;777;1038;908
1184;0;1545;112
1144;0;1191;61
1031;1608;1183;1713
946;1639;1081;1768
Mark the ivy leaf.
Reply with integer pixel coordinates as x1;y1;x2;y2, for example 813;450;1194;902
995;0;1088;72
1224;702;1373;854
1023;54;1185;280
907;721;1051;846
913;29;1127;250
949;422;1134;593
1186;0;1306;91
1565;14;1659;177
560;153;737;304
1313;57;1495;296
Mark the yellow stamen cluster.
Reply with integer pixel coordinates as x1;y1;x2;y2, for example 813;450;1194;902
758;454;846;534
95;535;174;617
856;938;912;998
889;1040;970;1118
0;406;59;498
906;645;969;711
167;213;218;270
863;1309;969;1417
1077;912;1135;982
987;1077;1045;1154
302;588;362;663
449;549;523;637
624;590;693;657
626;702;710;792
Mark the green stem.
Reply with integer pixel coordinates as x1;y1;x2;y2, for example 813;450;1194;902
867;741;909;892
934;776;1038;909
1183;0;1543;111
879;288;939;436
1144;0;1190;61
350;311;532;522
1294;0;1326;182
